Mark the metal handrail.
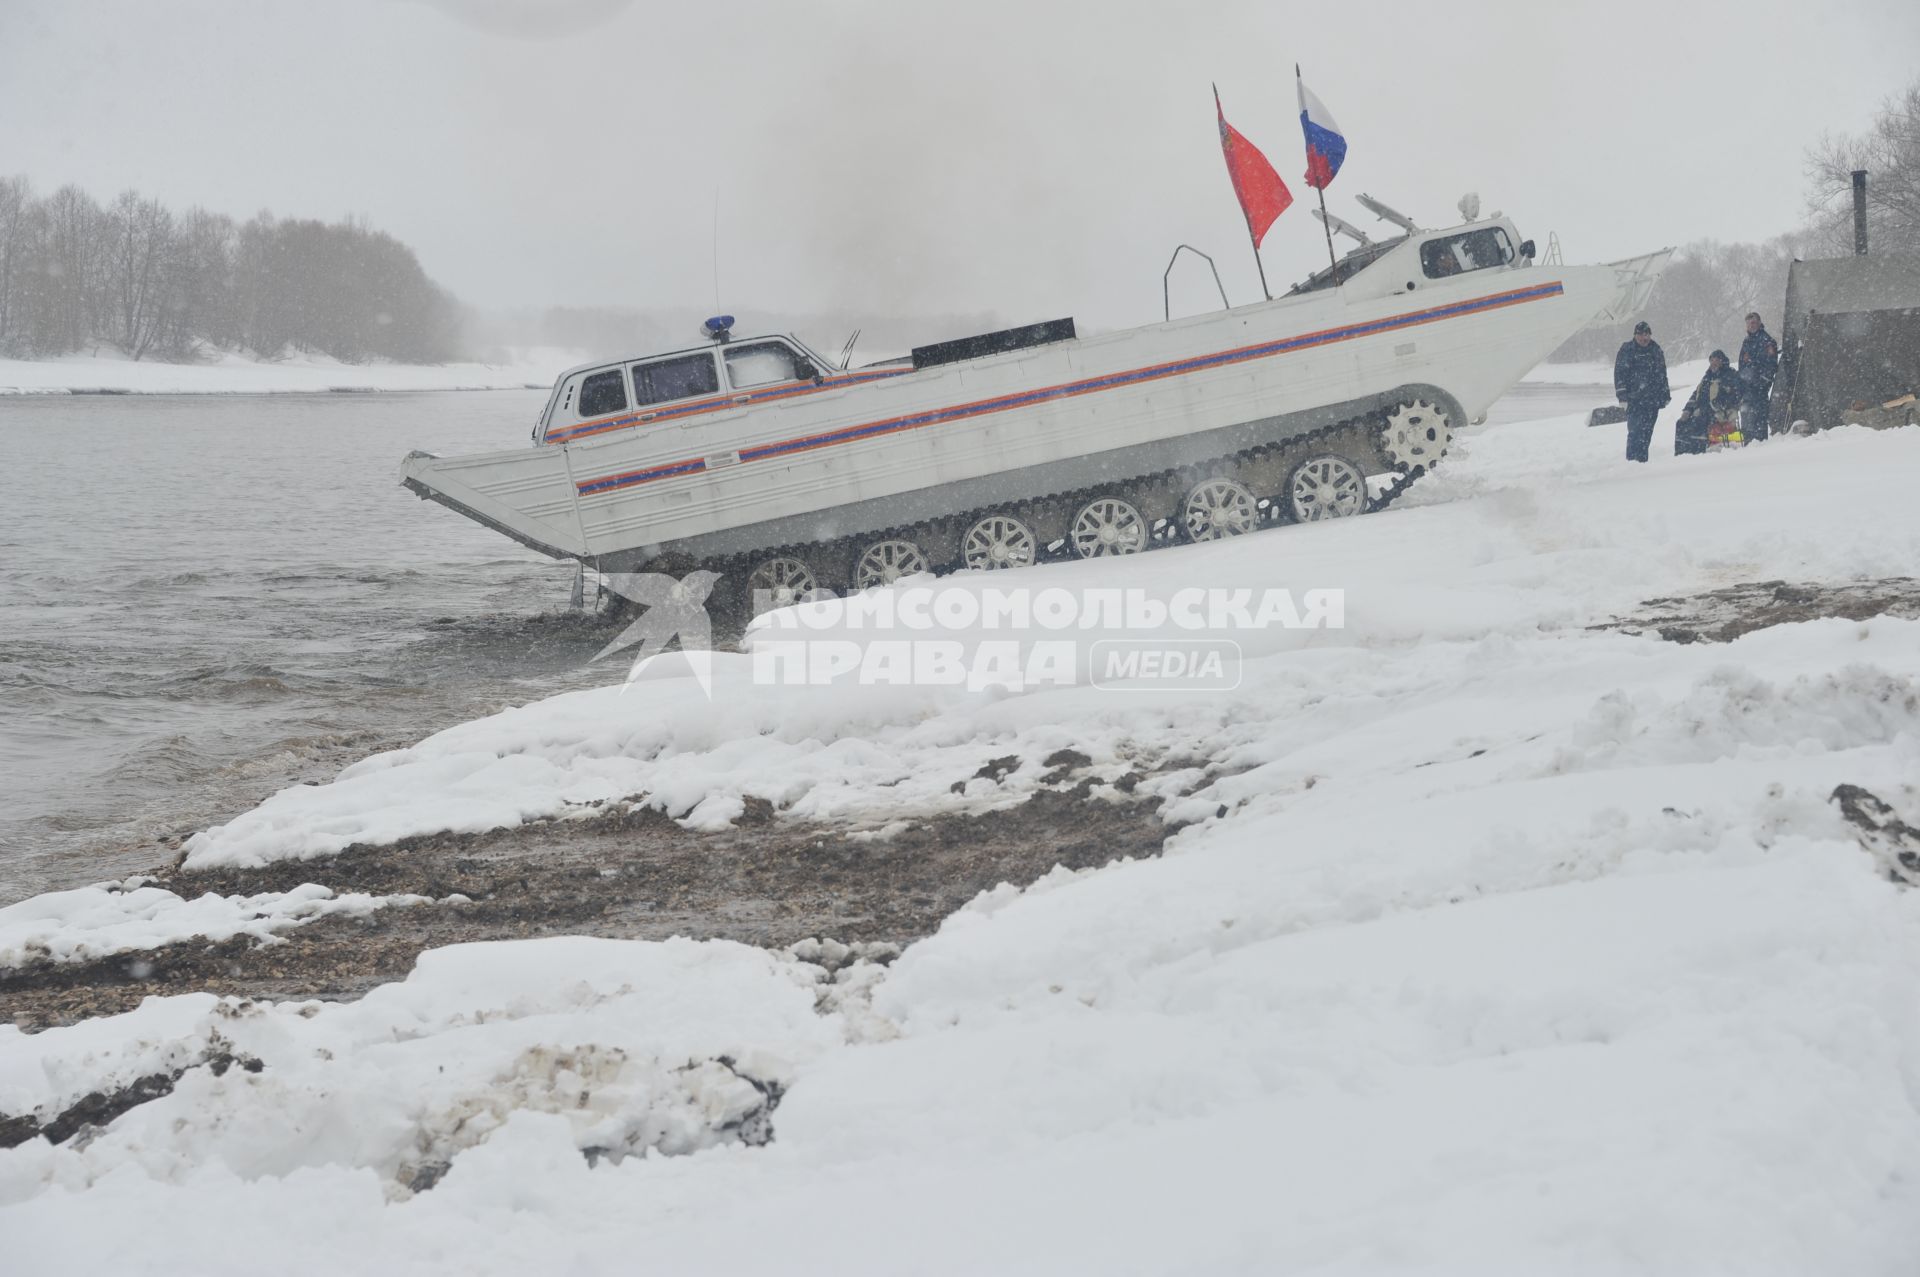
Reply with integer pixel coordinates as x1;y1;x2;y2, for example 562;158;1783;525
1163;245;1231;321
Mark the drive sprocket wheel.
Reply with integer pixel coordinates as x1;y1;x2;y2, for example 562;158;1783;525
1378;398;1453;473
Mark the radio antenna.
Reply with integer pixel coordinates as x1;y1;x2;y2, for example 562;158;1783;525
711;190;721;312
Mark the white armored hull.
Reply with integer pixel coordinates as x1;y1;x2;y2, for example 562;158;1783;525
403;243;1665;580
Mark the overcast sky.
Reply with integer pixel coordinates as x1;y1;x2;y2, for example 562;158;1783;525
4;0;1916;332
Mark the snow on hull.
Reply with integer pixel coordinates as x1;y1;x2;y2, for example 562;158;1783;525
7;413;1920;1272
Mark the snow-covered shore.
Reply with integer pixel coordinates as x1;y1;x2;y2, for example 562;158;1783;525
179;408;1919;868
4;405;1920;1272
0;348;581;396
0;881;441;970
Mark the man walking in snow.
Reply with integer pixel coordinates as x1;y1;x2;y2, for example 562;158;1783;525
1614;321;1670;463
1737;312;1779;441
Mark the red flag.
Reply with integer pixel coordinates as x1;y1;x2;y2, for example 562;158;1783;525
1214;86;1292;247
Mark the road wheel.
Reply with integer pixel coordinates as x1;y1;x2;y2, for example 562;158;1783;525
853;538;930;589
1283;453;1368;522
745;556;817;610
961;514;1037;570
1181;478;1258;542
1069;496;1148;558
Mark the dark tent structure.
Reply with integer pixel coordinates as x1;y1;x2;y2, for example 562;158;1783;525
1768;254;1920;431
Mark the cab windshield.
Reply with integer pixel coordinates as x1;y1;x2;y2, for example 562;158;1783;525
1420;227;1515;279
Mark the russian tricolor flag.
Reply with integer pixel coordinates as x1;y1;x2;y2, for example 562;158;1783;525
1297;72;1347;190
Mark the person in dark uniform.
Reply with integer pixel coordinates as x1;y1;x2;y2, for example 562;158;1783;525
1613;321;1670;462
1737;312;1779;441
1674;350;1745;455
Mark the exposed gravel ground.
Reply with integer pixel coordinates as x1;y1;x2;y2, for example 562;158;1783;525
2;754;1168;1029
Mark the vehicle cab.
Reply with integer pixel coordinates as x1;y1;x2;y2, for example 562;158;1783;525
1286;214;1537;304
537;333;830;445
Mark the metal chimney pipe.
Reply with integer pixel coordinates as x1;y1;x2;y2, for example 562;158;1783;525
1852;169;1869;256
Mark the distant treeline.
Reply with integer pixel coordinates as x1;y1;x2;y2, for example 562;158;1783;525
1557;78;1920;363
0;177;463;363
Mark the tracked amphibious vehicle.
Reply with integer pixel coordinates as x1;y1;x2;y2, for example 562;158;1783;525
402;205;1668;608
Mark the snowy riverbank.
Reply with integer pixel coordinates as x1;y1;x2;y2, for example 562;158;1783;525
0;348;582;396
5;406;1920;1272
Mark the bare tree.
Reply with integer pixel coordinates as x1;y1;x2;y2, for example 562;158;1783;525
0;175;31;353
28;185;105;354
163;207;237;358
1805;79;1920;257
106;190;177;360
231;212;285;357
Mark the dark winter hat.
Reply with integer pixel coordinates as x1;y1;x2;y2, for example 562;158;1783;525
1709;349;1730;363
1634;321;1652;334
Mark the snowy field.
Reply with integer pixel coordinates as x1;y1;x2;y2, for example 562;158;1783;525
0;348;582;395
4;401;1920;1273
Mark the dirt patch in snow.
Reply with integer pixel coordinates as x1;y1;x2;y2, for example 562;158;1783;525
1596;577;1920;644
3;774;1171;1030
1833;783;1920;887
0;1039;262;1150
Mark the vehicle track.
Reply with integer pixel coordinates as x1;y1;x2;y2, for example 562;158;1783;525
698;398;1450;616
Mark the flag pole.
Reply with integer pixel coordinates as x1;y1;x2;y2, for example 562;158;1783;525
1299;65;1341;285
1316;186;1339;283
1216;83;1272;302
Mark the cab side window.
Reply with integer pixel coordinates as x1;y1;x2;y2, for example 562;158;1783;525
1421;228;1515;279
635;353;720;407
577;368;629;417
725;341;808;390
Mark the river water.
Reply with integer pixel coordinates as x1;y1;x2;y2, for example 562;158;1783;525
0;391;617;903
0;380;1608;905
